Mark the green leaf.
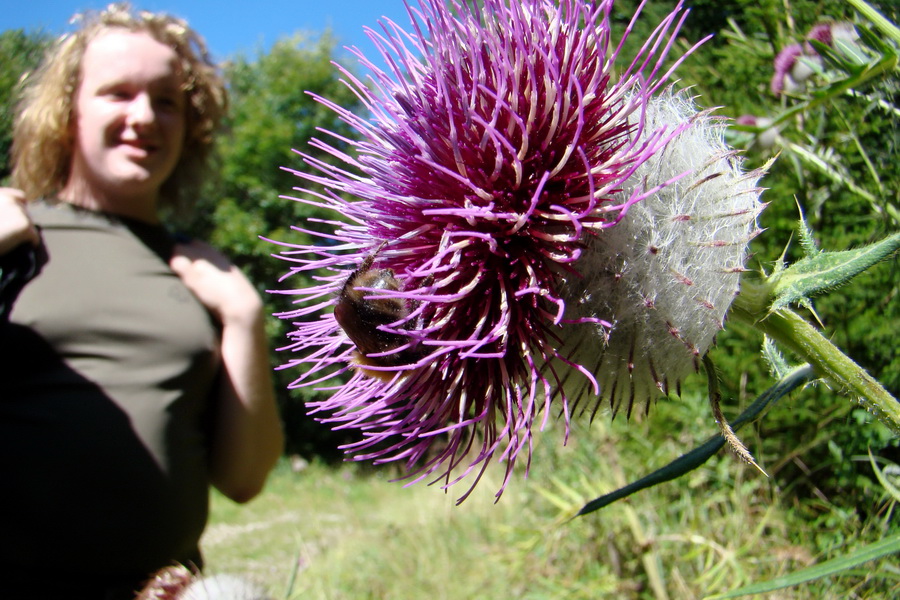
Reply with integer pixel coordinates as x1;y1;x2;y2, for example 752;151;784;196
785;142;879;207
576;366;815;516
770;232;900;311
703;533;900;599
869;451;900;503
846;0;900;47
854;23;898;61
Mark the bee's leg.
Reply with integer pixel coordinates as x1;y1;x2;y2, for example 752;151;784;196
358;240;389;272
342;241;390;295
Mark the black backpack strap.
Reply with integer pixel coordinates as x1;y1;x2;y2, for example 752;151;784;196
0;240;48;321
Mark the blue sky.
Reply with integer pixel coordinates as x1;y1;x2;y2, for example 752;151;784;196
0;0;414;63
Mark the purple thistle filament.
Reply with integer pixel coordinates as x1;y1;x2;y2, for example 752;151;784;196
273;0;705;501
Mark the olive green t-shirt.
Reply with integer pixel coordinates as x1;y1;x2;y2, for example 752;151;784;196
0;200;221;587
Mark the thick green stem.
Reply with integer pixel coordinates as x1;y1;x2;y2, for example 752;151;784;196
731;284;900;434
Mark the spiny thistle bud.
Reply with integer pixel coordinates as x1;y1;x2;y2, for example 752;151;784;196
273;0;719;500
560;91;766;418
137;567;271;600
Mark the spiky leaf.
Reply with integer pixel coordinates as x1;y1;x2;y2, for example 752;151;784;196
846;0;900;47
577;366;815;516
769;232;900;311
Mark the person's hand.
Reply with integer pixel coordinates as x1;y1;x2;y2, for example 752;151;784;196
0;188;39;256
170;238;282;503
169;239;263;326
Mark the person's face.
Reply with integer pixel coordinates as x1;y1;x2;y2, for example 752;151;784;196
65;29;187;214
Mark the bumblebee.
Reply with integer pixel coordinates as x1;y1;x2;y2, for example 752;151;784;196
333;248;419;381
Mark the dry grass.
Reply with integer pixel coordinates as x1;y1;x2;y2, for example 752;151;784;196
200;394;897;599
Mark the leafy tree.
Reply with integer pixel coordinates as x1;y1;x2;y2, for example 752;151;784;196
187;30;363;271
0;29;52;183
182;31;369;457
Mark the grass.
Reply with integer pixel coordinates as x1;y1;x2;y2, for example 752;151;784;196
201;390;898;599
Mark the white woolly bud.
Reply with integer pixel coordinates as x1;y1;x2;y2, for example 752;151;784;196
753;117;778;150
179;574;271;600
782;74;807;94
791;54;822;84
736;115;778;150
562;91;766;415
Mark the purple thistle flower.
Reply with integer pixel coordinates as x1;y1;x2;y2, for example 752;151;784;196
273;0;706;501
806;23;834;48
804;21;857;55
772;21;858;97
771;43;804;96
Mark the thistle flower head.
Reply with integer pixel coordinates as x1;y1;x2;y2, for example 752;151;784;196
771;43;806;95
274;0;710;500
805;21;857;51
806;23;835;47
772;21;858;96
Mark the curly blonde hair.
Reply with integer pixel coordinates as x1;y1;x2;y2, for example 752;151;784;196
11;2;227;209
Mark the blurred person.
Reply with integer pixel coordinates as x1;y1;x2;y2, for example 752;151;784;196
0;4;283;598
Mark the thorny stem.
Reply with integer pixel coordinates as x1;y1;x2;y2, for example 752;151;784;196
732;280;900;435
